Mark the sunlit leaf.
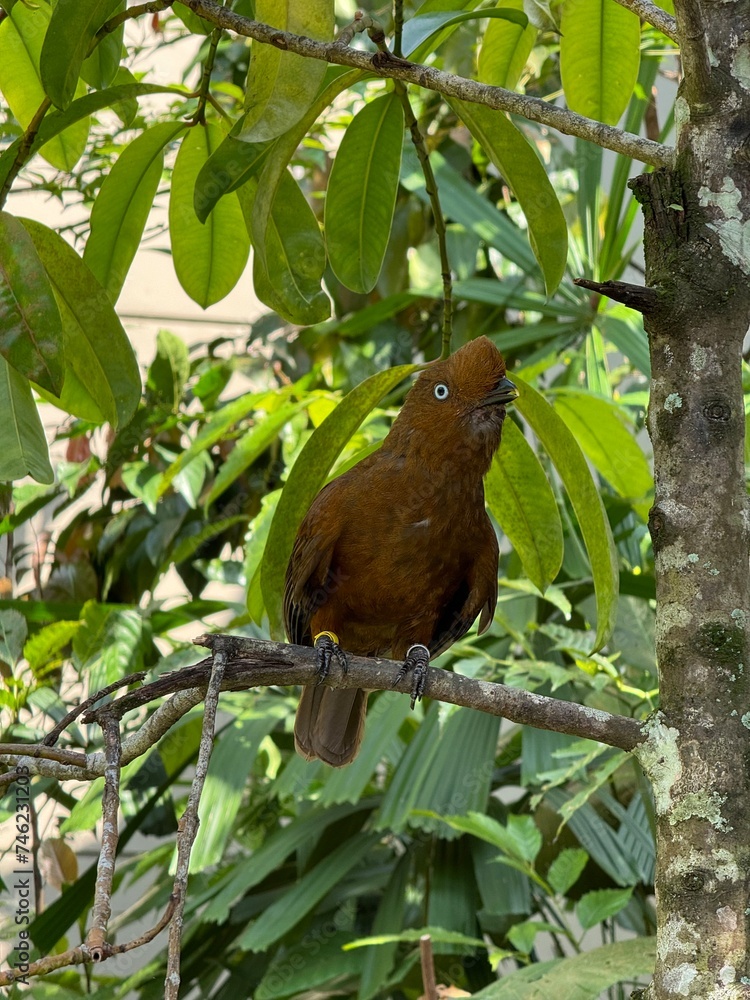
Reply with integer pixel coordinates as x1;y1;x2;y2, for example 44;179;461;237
577;887;633;930
40;0;122;109
478;0;536;90
0;356;53;484
326;93;405;294
403;6;527;58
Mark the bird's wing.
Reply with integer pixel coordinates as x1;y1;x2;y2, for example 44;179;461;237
283;482;343;646
429;526;499;657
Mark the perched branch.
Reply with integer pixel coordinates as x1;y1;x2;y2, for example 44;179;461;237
164;646;228;999
611;0;678;42
43;671;146;746
573;278;660;313
181;0;674;169
85;713;122;963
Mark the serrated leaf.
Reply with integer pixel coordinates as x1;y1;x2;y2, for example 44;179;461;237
170;123;250;308
0;211;64;394
23;620;80;672
40;0;122;109
514;378;619;650
84;122;186;302
478;0;536;90
577;887;633;930
240;0;334;142
507;920;560;954
547;847;588;895
259;363;417;637
448;99;567;295
0;355;53;484
485;417;562;593
325;93;405;294
21;220;140;429
0;3;89;171
560;0;641;126
433;811;540;864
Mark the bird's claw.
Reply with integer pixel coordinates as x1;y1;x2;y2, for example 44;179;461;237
396;643;430;709
313;632;348;684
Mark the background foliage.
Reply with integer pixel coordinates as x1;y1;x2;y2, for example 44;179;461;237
0;0;697;996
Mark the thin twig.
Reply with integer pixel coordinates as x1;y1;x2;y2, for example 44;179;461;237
95;0;175;40
43;671;146;746
28;794;43;916
573;278;659;313
420;935;439;1000
611;0;677;42
393;0;404;58
182;0;674;168
85;713;122;963
0;744;89;767
190;21;223;125
164;645;228;999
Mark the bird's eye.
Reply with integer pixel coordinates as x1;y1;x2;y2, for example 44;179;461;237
433;382;450;401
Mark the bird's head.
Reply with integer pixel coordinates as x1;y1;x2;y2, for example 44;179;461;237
390;337;518;469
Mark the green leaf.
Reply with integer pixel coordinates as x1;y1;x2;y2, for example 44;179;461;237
23;619;80;672
597;310;651;376
546;847;589;895
146;328;190;413
551;390;653;505
80;0;124;90
507;920;560;954
0;355;53;484
448;99;567;295
357;853;411;999
0;211;64;394
194;133;271;224
0;608;28;665
434;811;541;863
514;377;619;650
240;0;334;142
577;887;633;930
238;833;380;952
0;3;89;171
560;0;641;126
477;0;536;90
248;170;330;324
170;123;250;308
21;219;141;428
347;927;485;950
485;417;563;593
403;7;528;58
257;932;365;1000
205;398;310;507
84;122;186;302
325;93;405;294
40;0;122;108
259;363;417;637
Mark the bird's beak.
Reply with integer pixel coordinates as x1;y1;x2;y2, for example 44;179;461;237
480;376;519;407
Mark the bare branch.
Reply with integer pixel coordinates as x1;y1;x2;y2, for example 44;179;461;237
673;0;712;103
43;671;146;747
611;0;678;42
95;0;175;40
164;646;228;999
181;0;674;169
574;277;659;312
85;713;122;963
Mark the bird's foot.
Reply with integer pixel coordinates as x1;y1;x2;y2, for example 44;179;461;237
313;631;348;684
396;643;430;709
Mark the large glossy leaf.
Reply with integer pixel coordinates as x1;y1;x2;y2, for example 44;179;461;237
194;133;271;224
21;220;140;428
169;123;250;308
551;390;653;505
260;363;418;637
0;355;53;484
477;0;536;90
84;122;186;302
240;0;334;142
514;377;619;650
0;211;63;394
403;6;528;58
560;0;641;126
0;3;89;171
80;0;124;90
472;937;655;998
40;0;122;108
325;93;405;294
448;99;567;295
485;417;563;593
238;833;380;951
247;170;330;325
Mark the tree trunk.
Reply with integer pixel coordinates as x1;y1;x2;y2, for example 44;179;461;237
632;6;750;996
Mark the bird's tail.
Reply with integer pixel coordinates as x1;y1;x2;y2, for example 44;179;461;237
294;686;368;767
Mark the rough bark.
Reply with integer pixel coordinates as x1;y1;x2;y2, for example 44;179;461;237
631;5;750;996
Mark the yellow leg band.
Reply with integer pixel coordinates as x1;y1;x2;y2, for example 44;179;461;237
314;630;339;645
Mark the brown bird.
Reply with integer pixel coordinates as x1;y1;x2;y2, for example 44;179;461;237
284;336;518;766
